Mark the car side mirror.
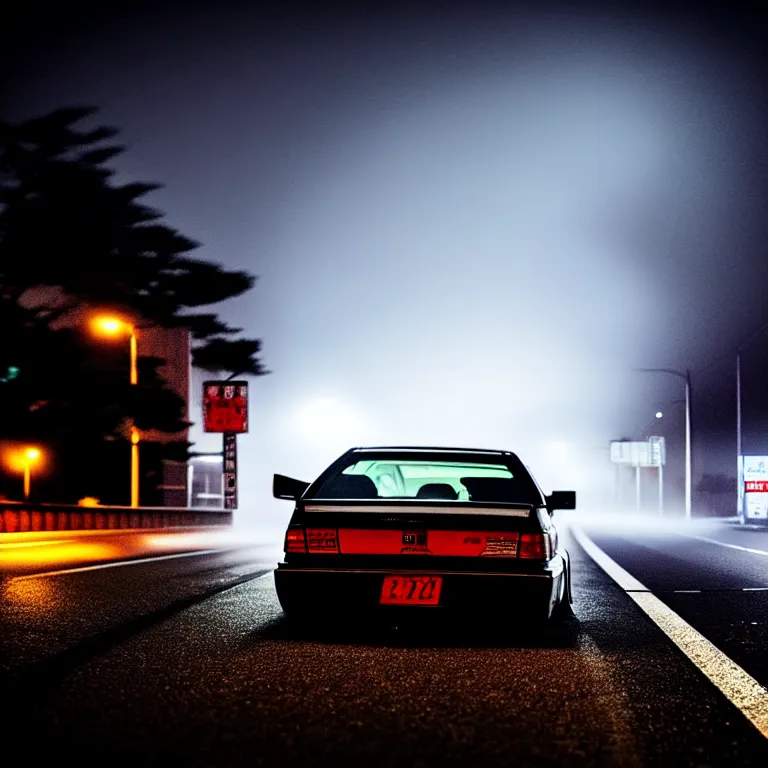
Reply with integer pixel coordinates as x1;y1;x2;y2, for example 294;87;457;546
273;473;310;500
546;490;576;511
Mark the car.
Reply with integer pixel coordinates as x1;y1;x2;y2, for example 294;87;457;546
273;446;577;624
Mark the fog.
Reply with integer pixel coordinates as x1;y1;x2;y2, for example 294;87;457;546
5;5;767;534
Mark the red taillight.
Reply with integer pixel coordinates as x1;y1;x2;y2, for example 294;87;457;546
284;526;307;553
518;532;552;560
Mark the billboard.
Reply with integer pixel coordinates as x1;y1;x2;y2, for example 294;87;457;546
610;441;633;464
202;381;248;433
743;456;768;520
610;439;664;467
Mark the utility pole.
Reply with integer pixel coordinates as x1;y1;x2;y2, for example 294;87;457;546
636;368;692;519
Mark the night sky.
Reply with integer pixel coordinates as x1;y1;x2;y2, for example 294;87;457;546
3;1;767;527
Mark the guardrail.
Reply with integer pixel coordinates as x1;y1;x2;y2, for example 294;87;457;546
0;501;232;534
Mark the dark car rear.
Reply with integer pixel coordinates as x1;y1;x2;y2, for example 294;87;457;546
273;447;576;623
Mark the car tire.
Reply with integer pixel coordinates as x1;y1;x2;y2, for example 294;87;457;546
550;563;575;620
551;592;575;619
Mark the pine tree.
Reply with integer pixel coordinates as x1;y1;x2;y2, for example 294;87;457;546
0;107;267;501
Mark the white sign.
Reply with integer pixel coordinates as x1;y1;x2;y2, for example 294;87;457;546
744;456;768;479
743;456;768;520
610;441;633;464
648;436;666;467
610;440;663;468
631;442;650;467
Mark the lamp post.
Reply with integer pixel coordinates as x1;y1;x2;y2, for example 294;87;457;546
23;447;41;500
91;315;140;508
635;368;692;520
649;411;664;517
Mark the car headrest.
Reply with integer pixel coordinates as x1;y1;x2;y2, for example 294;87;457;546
416;483;458;500
317;474;378;499
460;477;520;502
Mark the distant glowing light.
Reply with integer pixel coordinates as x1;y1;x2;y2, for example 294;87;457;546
292;397;370;445
656;412;663;419
0;365;20;383
548;441;569;461
2;445;45;473
98;318;121;333
91;315;134;336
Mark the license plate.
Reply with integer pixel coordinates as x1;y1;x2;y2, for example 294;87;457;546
379;575;442;606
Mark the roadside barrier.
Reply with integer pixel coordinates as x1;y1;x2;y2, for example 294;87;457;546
0;501;232;533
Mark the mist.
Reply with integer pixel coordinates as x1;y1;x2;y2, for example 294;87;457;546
4;4;766;531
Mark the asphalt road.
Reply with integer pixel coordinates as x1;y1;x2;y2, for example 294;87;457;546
574;514;768;706
1;518;767;767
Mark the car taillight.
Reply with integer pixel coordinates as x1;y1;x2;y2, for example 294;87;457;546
284;526;307;553
518;532;552;560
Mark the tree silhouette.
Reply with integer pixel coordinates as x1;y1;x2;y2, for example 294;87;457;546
0;106;266;376
0;107;268;501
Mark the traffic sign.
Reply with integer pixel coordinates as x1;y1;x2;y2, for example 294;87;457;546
203;381;248;433
610;438;664;467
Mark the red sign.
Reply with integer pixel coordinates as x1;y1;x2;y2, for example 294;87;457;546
745;480;768;493
203;381;248;433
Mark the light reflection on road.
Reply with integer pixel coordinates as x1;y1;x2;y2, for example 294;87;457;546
0;526;279;576
0;539;121;570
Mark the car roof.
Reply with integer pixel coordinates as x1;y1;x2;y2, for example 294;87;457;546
347;446;517;456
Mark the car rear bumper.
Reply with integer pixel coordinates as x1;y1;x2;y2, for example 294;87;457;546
274;556;566;620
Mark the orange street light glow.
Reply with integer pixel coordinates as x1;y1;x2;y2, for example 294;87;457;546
3;445;45;474
87;313;140;507
0;444;47;500
91;315;134;336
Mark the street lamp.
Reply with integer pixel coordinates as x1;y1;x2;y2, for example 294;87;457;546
22;447;41;500
639;411;664;438
1;445;45;500
90;315;140;508
635;368;692;520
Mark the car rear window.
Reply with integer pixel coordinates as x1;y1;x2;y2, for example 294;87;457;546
312;458;541;504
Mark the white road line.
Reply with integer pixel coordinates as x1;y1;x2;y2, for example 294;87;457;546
676;533;768;558
9;548;226;581
571;526;768;740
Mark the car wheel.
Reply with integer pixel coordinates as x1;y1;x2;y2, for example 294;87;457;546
276;593;313;622
550;566;575;620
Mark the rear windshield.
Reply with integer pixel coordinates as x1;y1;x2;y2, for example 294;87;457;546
312;457;542;505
